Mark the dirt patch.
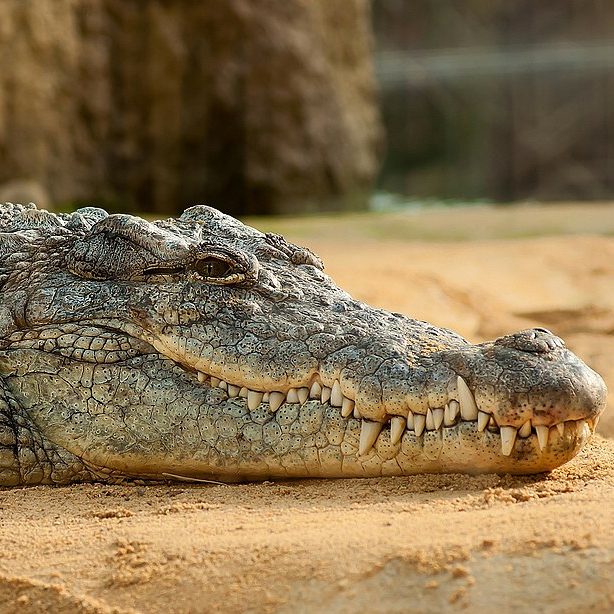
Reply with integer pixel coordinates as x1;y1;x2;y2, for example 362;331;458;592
0;439;612;613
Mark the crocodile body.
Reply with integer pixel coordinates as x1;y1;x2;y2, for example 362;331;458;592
0;203;606;485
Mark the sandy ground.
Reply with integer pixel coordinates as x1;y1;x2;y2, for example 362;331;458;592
1;204;613;613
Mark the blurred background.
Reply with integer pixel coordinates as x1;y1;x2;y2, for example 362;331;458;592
373;0;614;205
1;0;613;215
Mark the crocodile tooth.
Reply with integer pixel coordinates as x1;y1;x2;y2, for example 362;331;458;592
448;400;460;421
247;390;263;411
211;377;221;388
269;391;285;412
535;425;549;451
286;388;299;403
218;380;228;390
414;413;426;436
443;401;458;426
309;381;322;399
457;376;478;420
425;408;435;430
359;420;383;455
443;403;455;426
262;392;270;402
321;386;332;404
341;397;355;418
406;410;415;430
500;426;517;456
197;371;207;383
477;411;490;432
228;384;240;398
432;408;444;430
331;380;343;407
518;420;531;438
353;406;361;419
239;387;249;398
297;387;309;404
390;416;406;445
556;423;565;437
577;419;590;438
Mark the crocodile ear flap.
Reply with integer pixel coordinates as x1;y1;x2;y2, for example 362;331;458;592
66;214;190;280
67;231;151;280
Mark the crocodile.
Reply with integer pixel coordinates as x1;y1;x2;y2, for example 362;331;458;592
0;202;606;485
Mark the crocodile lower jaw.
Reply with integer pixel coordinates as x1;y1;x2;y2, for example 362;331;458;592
190;368;595;459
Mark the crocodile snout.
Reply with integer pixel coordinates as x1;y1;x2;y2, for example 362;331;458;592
442;328;607;433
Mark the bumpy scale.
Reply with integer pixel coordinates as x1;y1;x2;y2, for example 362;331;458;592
0;203;607;485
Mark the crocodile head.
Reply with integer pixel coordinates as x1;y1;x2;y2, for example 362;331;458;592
0;203;606;484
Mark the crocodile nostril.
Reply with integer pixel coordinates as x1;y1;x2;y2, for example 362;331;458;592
494;329;565;353
533;327;553;335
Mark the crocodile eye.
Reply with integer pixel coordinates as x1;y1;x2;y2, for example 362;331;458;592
193;257;233;279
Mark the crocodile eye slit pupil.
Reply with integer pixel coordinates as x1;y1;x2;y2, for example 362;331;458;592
194;257;232;279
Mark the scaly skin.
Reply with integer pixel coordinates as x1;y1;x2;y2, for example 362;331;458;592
0;203;606;485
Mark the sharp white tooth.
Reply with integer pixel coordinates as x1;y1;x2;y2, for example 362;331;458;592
556;423;565;437
353;406;361;419
269;391;285;412
535;425;549;451
331;380;343;407
286;388;299;403
211;377;221;388
239;387;249;398
228;384;240;398
519;420;531;438
477;411;490;432
406;410;415;430
359;420;383;455
297;387;309;404
500;426;517;456
309;381;322;399
577;419;590;438
321;387;332;404
432;408;444;430
341;397;355;418
247;390;263;411
448;400;460;420
414;413;426;436
444;403;454;426
425;408;435;430
390;416;406;445
197;371;207;383
457;376;478;420
262;392;270;402
218;380;228;390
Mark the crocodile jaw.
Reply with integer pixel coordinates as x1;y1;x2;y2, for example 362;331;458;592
0;339;603;481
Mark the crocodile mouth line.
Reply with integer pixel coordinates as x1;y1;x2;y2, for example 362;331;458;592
4;324;597;461
185;366;596;458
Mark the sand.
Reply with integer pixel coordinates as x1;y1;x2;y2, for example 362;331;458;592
0;204;613;613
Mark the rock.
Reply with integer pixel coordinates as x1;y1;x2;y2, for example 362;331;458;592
0;0;382;215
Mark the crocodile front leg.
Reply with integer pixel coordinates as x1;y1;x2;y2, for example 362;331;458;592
0;382;93;486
